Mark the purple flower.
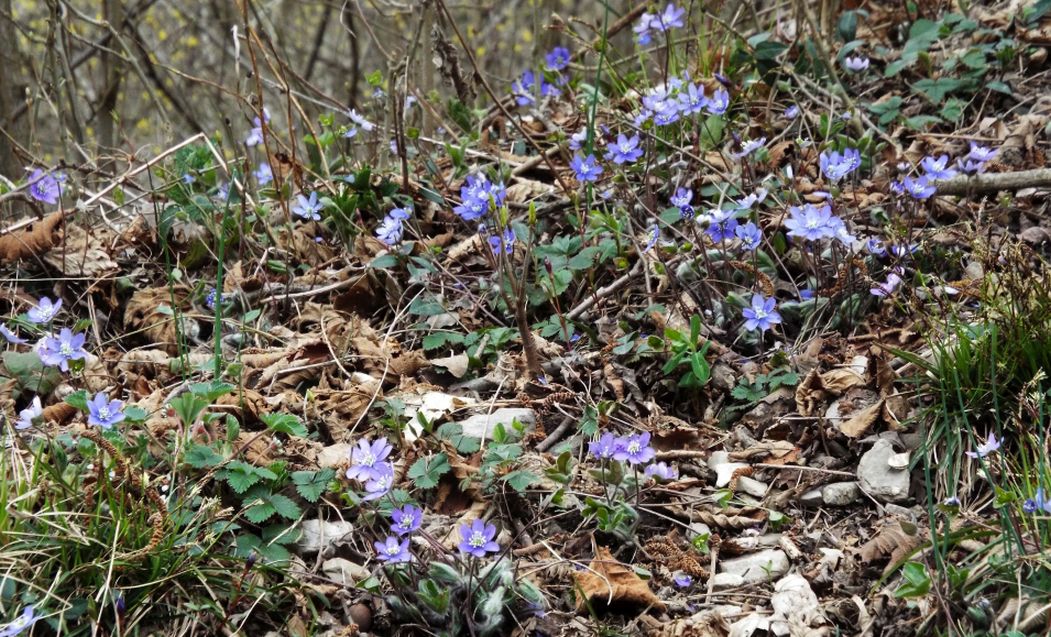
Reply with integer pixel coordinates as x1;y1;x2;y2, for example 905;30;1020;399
967;142;997;163
898;175;936;200
870;268;904;297
920;155;958;181
957;159;987;174
87;392;125;429
731;137;766;160
375;215;405;246
374;535;411;563
348;109;375;132
245;108;270;146
1023;488;1051;514
363;462;395;501
865;238;886;256
842;56;870;72
819;148;861;182
0;325;26;344
254;163;273;186
965;432;1001;459
645;461;678;481
735;222;762;250
799;288;815;301
736;188;768;209
488;228;516;255
589;431;622;460
15;396;42;430
512;70;538;106
705;89;729;116
204;287;229;310
614;432;656;465
391;504;423;536
458;519;501;558
742;293;782;333
606;134;643;164
634;12;656;44
0;605;39;637
784;203;837;241
678;83;708;115
673;573;693;588
568;129;588;151
182;173;196;185
571;153;603;183
454;174;505;221
642;224;660;253
707;218;739;243
670;187;693;209
27;297;61;324
292;192;322;221
784;104;800;119
389;205;412;221
26;169;62;205
545;46;571;72
347;437;394;482
37;328;87;372
655;3;686;30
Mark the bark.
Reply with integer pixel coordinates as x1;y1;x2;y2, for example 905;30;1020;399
935;168;1051;196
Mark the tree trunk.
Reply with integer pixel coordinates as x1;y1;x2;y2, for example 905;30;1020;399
0;0;24;185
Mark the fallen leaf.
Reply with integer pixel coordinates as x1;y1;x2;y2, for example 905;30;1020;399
0;212;63;263
838;400;883;438
574;546;666;613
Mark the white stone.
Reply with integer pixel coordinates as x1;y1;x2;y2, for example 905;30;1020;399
321;557;369;586
458;408;536;440
719;549;790;584
857;439;911;502
296;519;355;554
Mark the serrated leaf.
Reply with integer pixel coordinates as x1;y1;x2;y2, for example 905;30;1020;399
123;406;148;422
407;453;450;489
292;468;334;503
185;443;225;469
502;470;540;492
244;501;278;524
224;470;262;494
260;412;308;437
65;390;90;412
268;493;302;520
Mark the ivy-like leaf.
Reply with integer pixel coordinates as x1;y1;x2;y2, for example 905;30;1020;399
185;443;225;469
407;453;451;489
502;470;540;493
260;413;309;438
292;468;335;503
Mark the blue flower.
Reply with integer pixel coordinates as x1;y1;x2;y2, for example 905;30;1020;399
568;129;588;151
245;108;270;146
454;174;505;221
634;12;656;44
645;461;678;481
0;325;26;344
673;573;693;588
784;104;800;119
897;175;936;200
707;218;739;243
571;153;603;182
36;328;87;372
735;221;762;250
512;70;538;106
965;432;1000;459
706;89;730;115
488;228;516;255
347;437;394;482
27;296;62;324
0;605;40;637
742;294;782;333
736;188;768;209
589;431;621;460
374;535;411;563
670;187;693;209
376;206;412;246
204;287;230;310
87;392;125;429
819;148;861;182
26;169;62;205
1023;488;1051;514
920;154;958;181
731;137;766;160
347;108;375;132
606;133;643;164
842;55;870;72
545;46;571;71
362;462;395;501
15;396;42;431
865;238;886;256
292;192;323;221
655;3;686;30
967;142;997;163
784;203;837;241
642;224;660;253
391;504;423;536
458;519;500;558
677;83;708;115
613;432;656;465
957;159;987;174
254;163;273;185
870;268;904;297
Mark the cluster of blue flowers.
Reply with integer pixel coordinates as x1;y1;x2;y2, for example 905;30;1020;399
634;3;686;45
588;431;678;481
451;174;515;255
346;437;396;501
375;205;413;246
374;503;423;564
890;143;997;200
634;75;730;129
512;46;571;107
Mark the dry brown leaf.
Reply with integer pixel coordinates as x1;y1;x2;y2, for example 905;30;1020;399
857;517;922;575
0;212;64;263
431;353;470;378
795;369;828;416
574;546;666;613
124;286;195;354
838;400;884;438
311;385;379;442
43;224;118;276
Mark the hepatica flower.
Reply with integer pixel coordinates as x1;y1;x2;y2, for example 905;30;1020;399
454;174;505;222
735;221;762;250
842;55;870;72
1023;488;1051;514
347;437;394;481
488;228;516;255
965;432;1001;459
571;153;603;183
896;175;936;200
706;88;730;115
589;431;622;460
731;137;766;160
244;108;270;146
673;573;693;588
27;296;61;324
37;328;87;372
374;536;411;563
0;605;40;637
871;268;904;297
670;187;692;209
742;293;782;333
819;148;861;182
784;104;800;119
292;192;322;221
920;154;957;181
545;46;571;72
654;3;686;30
26;169;63;205
967;142;997;163
363;462;395;501
87;392;125;429
606;133;643;164
15;396;42;431
614;432;656;465
784;203;838;241
645;461;678;481
254;163;273;186
376;205;412;246
459;519;500;558
391;504;423;536
0;325;26;344
678;82;708;115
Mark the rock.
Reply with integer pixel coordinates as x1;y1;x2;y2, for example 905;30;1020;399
297;519;355;555
687;522;711;541
821;481;861;506
458;408;536;440
348;603;373;631
718;549;790;585
857;439;911;502
800;488;824;506
736;476;768;498
321;557;369;585
711;573;745;589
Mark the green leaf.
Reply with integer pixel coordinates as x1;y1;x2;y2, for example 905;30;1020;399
293;468;335;503
911;78;966;104
185;443;225;469
895;562;932;598
3;351;61;396
502;470;540;492
123;406;148;423
369;253;399;270
190;380;235;401
244;500;278;524
260;412;309;437
65;390;90;412
268;493;302;520
436;422;481;454
407;453;451;489
837;10;858;41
